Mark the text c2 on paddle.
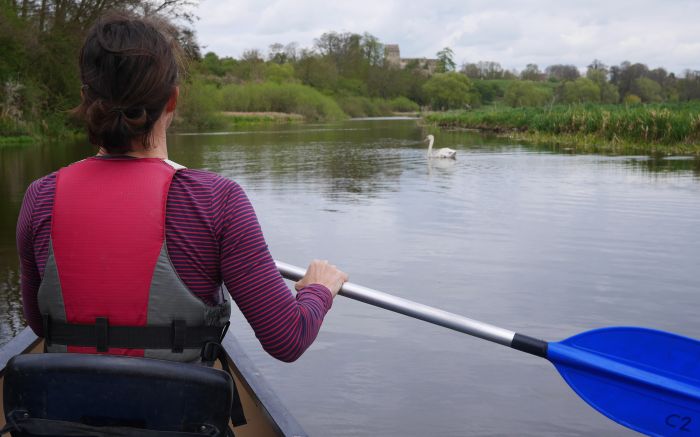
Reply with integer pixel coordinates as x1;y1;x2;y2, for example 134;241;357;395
665;413;693;432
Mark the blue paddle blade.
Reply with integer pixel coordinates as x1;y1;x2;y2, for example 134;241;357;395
547;327;700;436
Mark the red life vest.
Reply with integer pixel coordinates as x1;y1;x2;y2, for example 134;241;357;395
37;157;231;361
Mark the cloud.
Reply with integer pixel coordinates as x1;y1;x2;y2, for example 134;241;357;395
194;0;700;73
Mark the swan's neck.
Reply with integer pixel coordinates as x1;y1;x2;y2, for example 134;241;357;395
427;137;434;155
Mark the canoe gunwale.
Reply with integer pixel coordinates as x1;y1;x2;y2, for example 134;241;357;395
0;328;37;373
222;333;307;437
0;327;308;437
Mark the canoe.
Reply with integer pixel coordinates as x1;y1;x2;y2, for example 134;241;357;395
0;327;307;437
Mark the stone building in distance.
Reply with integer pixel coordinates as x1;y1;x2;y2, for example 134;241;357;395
384;44;439;75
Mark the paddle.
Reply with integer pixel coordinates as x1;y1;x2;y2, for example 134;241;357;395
276;260;700;436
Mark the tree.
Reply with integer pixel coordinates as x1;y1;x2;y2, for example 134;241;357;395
610;61;649;97
436;47;456;73
504;81;552;107
560;78;600;103
473;80;501;104
268;43;287;64
201;52;225;76
521;64;543;81
477;61;504;79
361;33;384;66
295;54;338;91
587;59;608;73
313;31;367;79
631;77;663;102
460;63;481;79
586;69;620;103
422;72;478;110
284;42;299;63
679;70;700;101
623;94;642;105
545;64;580;81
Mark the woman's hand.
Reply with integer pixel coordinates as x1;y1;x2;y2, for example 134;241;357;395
295;260;348;298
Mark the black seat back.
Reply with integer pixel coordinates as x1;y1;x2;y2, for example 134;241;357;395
3;353;233;436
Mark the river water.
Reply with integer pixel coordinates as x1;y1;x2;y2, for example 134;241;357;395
1;119;699;436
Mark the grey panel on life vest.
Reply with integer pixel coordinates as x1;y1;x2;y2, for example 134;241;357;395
37;241;68;353
144;243;231;362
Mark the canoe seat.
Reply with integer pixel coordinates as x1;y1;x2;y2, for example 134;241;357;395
2;353;234;436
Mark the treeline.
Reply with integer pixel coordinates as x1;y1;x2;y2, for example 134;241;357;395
178;32;433;129
2;0;700;139
459;60;700;107
180;38;700;127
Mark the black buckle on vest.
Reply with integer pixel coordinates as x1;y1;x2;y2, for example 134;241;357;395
200;342;221;366
198;340;247;427
219;321;230;343
171;320;186;353
95;318;109;352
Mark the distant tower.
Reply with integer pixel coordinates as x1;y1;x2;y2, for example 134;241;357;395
384;44;401;68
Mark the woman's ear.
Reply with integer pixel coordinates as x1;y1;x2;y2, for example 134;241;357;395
166;86;179;113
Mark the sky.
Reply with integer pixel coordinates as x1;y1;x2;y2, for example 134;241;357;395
193;0;700;74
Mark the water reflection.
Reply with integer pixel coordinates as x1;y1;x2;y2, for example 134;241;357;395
0;263;23;341
628;155;700;177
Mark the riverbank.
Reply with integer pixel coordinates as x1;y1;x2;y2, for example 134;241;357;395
0;129;84;147
218;111;305;125
424;104;700;155
0;135;34;147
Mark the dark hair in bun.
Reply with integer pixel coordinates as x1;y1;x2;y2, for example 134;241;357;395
72;11;183;154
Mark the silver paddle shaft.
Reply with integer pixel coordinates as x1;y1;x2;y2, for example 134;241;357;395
275;261;516;347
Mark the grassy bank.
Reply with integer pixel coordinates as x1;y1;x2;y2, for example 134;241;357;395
0;135;34;146
173;79;422;131
424;103;700;154
220;112;304;124
174;81;346;131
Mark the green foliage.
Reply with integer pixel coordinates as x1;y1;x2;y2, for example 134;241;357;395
295;56;338;91
387;96;419;112
0;0;198;140
520;64;543;81
585;69;619;103
263;63;296;83
422;73;478;110
218;82;345;121
201;52;232;77
600;82;620;104
176;79;224;131
0;116;29;137
472;81;502;104
335;77;368;96
504;81;553;107
560;78;601;104
337;97;388;117
436;47;456;73
624;94;642;105
632;77;663;103
335;96;418;117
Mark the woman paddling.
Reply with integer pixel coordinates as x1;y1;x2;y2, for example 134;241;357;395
16;10;346;376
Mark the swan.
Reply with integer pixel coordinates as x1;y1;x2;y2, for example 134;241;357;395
426;135;456;159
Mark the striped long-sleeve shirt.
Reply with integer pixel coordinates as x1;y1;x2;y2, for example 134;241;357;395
16;157;333;362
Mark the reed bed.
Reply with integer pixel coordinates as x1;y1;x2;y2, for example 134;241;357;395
426;104;700;154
